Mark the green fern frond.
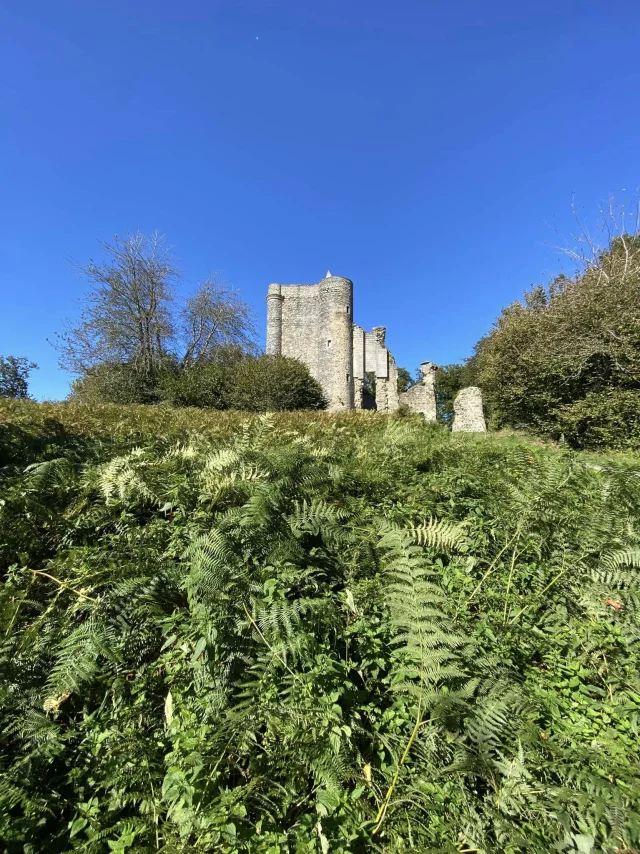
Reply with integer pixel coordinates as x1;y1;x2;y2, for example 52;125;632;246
46;617;117;696
409;518;468;552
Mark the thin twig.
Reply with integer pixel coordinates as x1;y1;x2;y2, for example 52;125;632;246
463;528;521;609
508;553;568;624
27;568;98;602
372;700;423;835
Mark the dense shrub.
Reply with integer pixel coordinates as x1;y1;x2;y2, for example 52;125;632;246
71;356;327;412
553;389;640;450
71;362;163;404
160;363;231;409
225;355;327;411
473;234;640;443
1;404;639;852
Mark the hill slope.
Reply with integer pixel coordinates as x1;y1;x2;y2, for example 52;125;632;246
1;403;639;853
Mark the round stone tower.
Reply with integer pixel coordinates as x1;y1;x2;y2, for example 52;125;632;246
318;275;354;410
265;283;284;355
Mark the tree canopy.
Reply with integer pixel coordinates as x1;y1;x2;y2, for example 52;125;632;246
55;232;256;376
472;232;640;446
0;356;37;399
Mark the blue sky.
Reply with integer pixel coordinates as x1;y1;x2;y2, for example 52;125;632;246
1;0;639;400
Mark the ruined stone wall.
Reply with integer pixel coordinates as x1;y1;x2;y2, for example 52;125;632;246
352;325;365;409
387;356;399;411
400;362;437;420
451;387;487;432
267;275;437;417
361;325;399;412
376;354;399;412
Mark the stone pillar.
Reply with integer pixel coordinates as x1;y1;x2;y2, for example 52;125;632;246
374;345;389;412
387;355;400;411
371;327;396;412
318;276;354;410
421;362;438;421
451;387;487;433
352;325;365;409
266;284;284;355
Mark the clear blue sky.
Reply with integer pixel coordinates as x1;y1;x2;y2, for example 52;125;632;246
1;0;639;400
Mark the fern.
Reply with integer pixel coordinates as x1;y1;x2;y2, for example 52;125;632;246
2;406;640;852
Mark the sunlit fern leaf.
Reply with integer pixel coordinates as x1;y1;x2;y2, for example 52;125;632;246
600;547;640;571
288;498;349;537
46;617;117;697
98;449;156;504
202;448;240;473
408;518;468;552
380;527;470;711
188;529;237;598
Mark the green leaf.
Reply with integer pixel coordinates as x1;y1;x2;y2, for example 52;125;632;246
160;634;177;651
573;833;595;854
164;690;173;725
190;637;206;663
69;818;87;838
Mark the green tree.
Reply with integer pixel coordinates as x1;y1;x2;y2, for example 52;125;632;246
0;356;37;399
435;361;476;423
474;229;640;443
396;366;414;394
226;355;327;411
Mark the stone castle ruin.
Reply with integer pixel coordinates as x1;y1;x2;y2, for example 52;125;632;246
266;273;435;416
266;271;484;430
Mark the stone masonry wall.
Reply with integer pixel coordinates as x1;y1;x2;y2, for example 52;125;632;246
267;274;440;417
279;284;321;382
400;362;437;420
266;276;353;410
451;387;487;432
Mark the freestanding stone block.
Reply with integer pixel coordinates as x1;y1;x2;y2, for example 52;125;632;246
451;387;487;433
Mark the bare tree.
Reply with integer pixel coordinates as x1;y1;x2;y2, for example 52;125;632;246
180;276;257;368
55;232;177;375
54;233;256;376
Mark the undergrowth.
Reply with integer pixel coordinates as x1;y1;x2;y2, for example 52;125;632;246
1;402;639;853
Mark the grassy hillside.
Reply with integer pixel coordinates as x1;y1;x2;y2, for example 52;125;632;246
1;402;639;853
